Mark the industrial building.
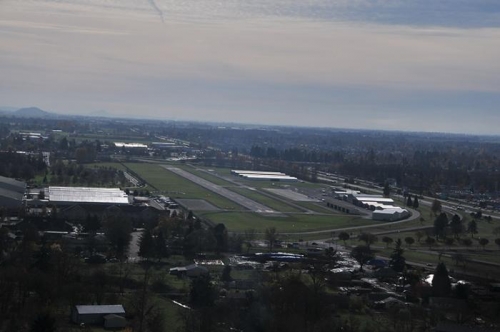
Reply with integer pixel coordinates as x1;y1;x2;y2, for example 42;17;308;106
25;186;162;225
372;207;410;222
231;170;298;182
44;186;131;206
114;142;148;149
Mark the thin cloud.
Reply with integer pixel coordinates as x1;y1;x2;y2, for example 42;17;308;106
0;0;499;134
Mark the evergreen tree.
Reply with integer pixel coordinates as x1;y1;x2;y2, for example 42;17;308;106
390;239;406;272
383;181;391;197
138;228;155;260
433;213;448;240
450;214;463;239
154;231;169;261
413;196;419;208
406;195;413;207
432;262;451;297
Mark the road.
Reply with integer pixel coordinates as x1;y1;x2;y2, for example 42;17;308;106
127;230;143;263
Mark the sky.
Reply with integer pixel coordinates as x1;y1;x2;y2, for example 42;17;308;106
1;0;500;134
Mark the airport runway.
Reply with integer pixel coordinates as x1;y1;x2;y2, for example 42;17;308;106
163;166;281;215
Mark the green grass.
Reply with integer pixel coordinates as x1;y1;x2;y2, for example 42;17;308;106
124;163;242;210
295;201;338;214
197;211;371;233
377;247;500;278
86;162;128;171
178;166;235;187
228;187;304;213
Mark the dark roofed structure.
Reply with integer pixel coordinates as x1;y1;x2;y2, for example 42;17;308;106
0;175;26;194
0;176;25;209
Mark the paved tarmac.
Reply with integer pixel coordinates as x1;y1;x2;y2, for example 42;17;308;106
163;166;282;215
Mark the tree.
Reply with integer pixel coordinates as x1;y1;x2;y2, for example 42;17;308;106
462;238;472;249
265;227;279;252
444;237;455;248
390;239;406;272
189;275;215;308
382;236;393;248
433;213;448;240
244;228;256;253
383;182;391;197
431;199;442;216
432;262;451;297
404;237;415;247
30;312;57;332
425;236;436;248
138;228;155;260
415;231;425;243
213;223;228;254
478;238;489;250
103;216;133;258
185;229;217;255
154;231;169;261
467;220;478;238
338;232;350;246
452;253;466;267
450;214;463;239
358;232;377;248
221;265;232;282
351;245;373;271
406;195;413;207
412;196;419;209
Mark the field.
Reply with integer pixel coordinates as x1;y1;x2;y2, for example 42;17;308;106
119;162;380;234
124;163;242;210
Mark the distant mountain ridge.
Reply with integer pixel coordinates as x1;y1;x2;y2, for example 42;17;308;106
14;107;55;118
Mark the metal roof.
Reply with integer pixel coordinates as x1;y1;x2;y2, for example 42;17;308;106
48;187;129;205
75;305;125;315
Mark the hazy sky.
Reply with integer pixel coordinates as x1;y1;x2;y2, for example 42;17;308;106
1;0;499;134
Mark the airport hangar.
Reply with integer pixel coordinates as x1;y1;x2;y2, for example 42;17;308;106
231;170;298;182
26;186;163;225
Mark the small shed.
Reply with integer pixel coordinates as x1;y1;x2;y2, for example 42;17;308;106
104;314;127;329
71;305;126;326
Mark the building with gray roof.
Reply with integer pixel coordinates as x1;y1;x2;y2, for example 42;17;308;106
46;186;130;206
71;305;125;326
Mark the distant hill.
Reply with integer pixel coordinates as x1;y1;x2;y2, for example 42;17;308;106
14;107;55;118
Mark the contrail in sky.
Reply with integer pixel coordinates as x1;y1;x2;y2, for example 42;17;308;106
148;0;165;23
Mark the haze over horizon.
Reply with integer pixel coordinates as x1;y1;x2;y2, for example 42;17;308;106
1;0;499;135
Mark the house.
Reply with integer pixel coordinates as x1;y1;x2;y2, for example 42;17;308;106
71;305;125;326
